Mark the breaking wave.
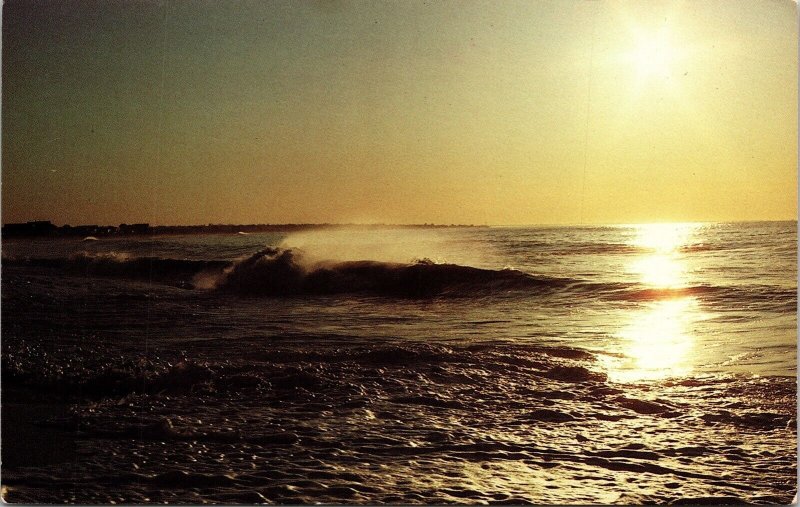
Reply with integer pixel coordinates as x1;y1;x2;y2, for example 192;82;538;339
218;248;557;297
3;249;564;297
4;248;795;308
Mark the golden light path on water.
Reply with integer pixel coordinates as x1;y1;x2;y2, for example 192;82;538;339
605;223;706;383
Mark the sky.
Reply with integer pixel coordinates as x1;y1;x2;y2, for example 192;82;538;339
2;0;797;226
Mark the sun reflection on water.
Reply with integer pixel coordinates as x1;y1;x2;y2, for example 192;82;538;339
632;222;696;254
631;254;686;288
608;297;698;382
607;223;704;382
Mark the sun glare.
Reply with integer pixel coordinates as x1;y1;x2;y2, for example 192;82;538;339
631;254;686;288
628;223;697;288
632;222;696;254
607;297;698;382
620;27;684;93
633;33;674;78
606;222;704;382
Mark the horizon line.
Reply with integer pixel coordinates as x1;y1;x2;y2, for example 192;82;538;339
2;218;797;229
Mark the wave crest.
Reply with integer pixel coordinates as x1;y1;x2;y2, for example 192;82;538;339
219;248;549;297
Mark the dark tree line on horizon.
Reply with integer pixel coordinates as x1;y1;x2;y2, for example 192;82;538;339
1;220;476;238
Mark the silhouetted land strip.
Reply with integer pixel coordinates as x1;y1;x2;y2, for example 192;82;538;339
1;221;477;238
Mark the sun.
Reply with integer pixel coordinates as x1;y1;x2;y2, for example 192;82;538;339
622;27;682;89
633;34;673;78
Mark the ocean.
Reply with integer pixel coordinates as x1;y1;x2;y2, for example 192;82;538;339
1;221;796;504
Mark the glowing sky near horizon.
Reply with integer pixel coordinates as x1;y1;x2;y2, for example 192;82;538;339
2;0;797;226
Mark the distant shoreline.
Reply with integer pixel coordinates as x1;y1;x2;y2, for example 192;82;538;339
2;219;795;239
1;221;480;239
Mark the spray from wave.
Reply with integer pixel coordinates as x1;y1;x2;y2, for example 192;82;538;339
276;228;496;267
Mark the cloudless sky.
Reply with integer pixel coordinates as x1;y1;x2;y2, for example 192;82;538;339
2;0;797;225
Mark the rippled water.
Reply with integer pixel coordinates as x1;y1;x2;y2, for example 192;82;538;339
1;222;796;504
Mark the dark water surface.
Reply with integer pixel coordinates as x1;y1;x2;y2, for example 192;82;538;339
2;222;796;504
